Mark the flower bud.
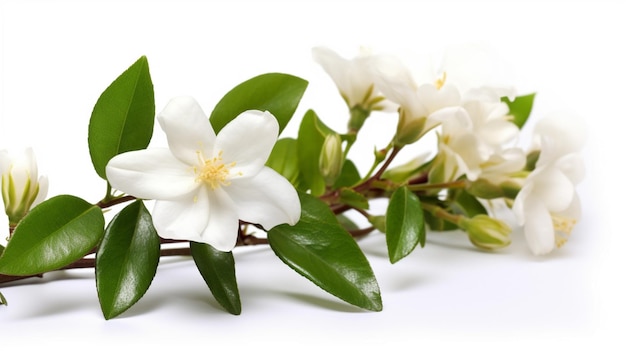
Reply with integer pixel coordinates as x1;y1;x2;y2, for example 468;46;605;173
459;214;511;250
1;148;48;227
319;133;343;186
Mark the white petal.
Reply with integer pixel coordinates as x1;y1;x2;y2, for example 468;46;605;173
554;153;585;185
522;196;556;255
32;175;48;207
151;189;210;242
512;183;533;225
158;96;216;165
226;167;301;229
200;189;240;251
215;110;278;178
531;167;575;212
535;112;586;163
106;149;198;200
312;46;350;94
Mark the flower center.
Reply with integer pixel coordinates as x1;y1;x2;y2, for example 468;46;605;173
553;214;577;248
195;150;235;189
435;72;447;90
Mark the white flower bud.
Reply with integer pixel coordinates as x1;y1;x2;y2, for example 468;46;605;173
1;148;48;227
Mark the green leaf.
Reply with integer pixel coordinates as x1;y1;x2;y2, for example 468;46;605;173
452;190;488;218
0;291;6;306
297;110;336;196
385;186;425;264
268;192;382;311
266;138;300;187
334;159;361;189
190;242;241;315
0;195;104;276
502;93;535;129
88;56;155;180
96;200;160;320
210;73;308;134
0;244;4;256
338;188;369;210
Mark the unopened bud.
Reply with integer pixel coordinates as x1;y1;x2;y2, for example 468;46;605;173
1;148;48;227
319;133;343;186
460;214;511;250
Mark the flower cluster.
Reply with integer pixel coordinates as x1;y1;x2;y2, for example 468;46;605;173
312;45;585;255
0;46;585;317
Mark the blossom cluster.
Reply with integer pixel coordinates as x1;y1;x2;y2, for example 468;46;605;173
312;45;585;255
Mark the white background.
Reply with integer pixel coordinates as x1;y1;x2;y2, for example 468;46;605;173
0;0;623;349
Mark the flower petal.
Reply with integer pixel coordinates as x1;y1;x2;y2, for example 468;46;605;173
158;96;216;165
226;167;301;229
106;149;198;200
530;167;575;212
200;188;240;251
522;196;556;255
215;110;279;178
151;189;210;242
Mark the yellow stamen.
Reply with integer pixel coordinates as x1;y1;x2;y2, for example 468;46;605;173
435;72;447;90
553;214;577;248
194;150;236;189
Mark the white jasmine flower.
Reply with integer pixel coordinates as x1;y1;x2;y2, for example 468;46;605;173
312;46;394;111
437;99;521;182
106;97;301;252
0;148;48;226
369;56;462;145
513;113;585;255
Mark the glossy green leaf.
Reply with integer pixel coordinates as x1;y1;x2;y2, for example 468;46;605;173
88;56;155;180
385;186;425;264
190;242;241;315
502;93;535;129
266;138;300;187
297;110;336;196
268;192;382;311
210;73;308;134
0;195;104;275
96;200;160;320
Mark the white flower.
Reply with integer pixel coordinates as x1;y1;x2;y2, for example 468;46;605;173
106;97;301;252
369;56;462;145
436;98;521;182
513;113;586;255
0;148;48;226
312;46;393;111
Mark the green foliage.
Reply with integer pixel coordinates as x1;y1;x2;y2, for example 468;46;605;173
0;195;104;275
338;188;369;210
0;291;6;306
266;138;300;187
297;110;336;196
502;93;536;129
96;200;160;320
190;242;241;315
334;159;361;189
210;73;308;134
452;190;488;218
88;56;155;180
268;192;382;312
385;186;425;264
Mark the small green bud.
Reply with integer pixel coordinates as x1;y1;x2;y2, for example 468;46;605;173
368;215;386;233
394;110;427;146
319;133;343;186
459;215;511;250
